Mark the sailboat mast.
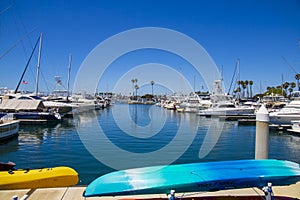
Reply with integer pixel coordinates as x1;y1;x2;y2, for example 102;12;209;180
236;58;241;99
14;36;40;94
67;54;72;99
35;33;43;96
237;58;240;84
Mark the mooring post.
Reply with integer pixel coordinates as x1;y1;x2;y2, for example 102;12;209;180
255;105;269;159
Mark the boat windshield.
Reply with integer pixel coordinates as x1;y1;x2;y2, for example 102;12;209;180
29;96;44;100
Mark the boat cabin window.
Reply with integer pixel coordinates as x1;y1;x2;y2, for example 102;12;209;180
219;104;235;108
18;96;32;100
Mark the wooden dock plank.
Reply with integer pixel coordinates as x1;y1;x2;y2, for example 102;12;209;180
0;189;29;200
27;188;67;200
0;182;299;200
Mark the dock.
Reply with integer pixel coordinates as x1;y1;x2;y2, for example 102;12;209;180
218;115;256;121
1;182;299;200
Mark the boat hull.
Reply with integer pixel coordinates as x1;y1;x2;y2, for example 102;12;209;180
198;108;255;116
0;120;19;141
83;159;300;197
269;113;300;125
14;112;61;121
0;166;78;189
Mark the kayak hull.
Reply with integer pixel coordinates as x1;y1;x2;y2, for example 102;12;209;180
84;159;300;197
0;167;79;190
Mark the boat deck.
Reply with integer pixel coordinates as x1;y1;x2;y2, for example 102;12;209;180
1;181;299;200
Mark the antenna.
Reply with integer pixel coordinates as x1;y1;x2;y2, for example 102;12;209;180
67;54;72;100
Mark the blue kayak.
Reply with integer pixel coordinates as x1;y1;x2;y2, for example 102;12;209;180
83;159;300;197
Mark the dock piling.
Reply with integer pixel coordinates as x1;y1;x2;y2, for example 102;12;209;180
255;105;269;159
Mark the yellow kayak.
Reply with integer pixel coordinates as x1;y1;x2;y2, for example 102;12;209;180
0;166;79;190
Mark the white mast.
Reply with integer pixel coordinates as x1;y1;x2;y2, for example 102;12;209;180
35;33;43;96
67;54;72;99
237;58;241;99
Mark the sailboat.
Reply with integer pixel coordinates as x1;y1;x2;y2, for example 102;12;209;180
1;33;62;122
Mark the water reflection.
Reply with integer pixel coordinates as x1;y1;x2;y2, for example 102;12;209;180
0;104;299;185
0;137;19;156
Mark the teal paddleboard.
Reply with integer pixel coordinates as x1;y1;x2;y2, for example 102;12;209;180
83;159;300;197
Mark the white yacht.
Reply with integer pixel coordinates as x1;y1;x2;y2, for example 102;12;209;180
179;95;202;113
71;94;101;112
269;100;300;125
287;120;300;134
197;101;255;117
3;93;74;117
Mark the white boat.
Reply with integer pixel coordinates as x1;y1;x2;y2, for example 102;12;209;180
287;120;300;133
3;94;74;117
179;94;202;113
180;94;213;113
164;101;178;110
71;94;101;112
0;115;19;141
269;100;300;125
197;101;255;116
0;99;61;121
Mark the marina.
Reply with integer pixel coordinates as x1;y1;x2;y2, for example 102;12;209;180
1;1;300;198
1;103;300;199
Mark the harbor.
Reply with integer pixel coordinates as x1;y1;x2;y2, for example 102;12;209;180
1;1;300;199
1;103;300;199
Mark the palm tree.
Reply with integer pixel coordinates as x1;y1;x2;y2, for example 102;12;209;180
240;81;245;98
282;82;289;97
242;83;247;98
291;82;296;89
295;74;300;91
249;80;253;98
236;80;242;99
289;82;296;95
131;79;135;98
245;80;249;98
150;80;155;96
135;84;139;100
235;87;241;99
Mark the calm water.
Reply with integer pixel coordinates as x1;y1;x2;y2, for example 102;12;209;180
1;104;300;185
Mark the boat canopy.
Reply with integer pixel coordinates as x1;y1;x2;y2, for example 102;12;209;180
0;99;45;112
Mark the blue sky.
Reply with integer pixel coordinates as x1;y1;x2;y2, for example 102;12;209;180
1;0;300;95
